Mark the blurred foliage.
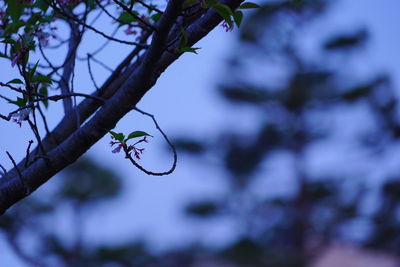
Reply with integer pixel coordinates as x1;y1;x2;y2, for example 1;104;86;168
58;159;121;204
181;0;400;266
185;200;220;217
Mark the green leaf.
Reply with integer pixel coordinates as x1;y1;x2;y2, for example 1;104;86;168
109;131;125;142
117;11;139;24
6;0;24;22
224;15;234;29
32;74;52;84
29;60;39;80
125;131;152;141
179;46;201;54
294;0;302;4
7;78;24;84
212;4;233;21
4;21;25;35
239;2;261;9
179;29;188;48
9;96;27;108
233;10;243;27
151;13;162;22
87;0;95;9
1;38;16;45
34;0;50;12
39;86;48;108
26;12;42;25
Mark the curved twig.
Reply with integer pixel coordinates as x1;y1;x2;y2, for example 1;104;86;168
124;107;177;176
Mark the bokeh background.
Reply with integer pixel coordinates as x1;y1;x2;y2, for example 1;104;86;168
1;0;400;266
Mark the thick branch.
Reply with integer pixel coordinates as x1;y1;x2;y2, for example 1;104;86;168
0;0;244;215
60;21;81;115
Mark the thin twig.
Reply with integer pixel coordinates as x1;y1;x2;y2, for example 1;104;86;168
33;93;105;104
0;93;13;102
77;27;119;61
38;41;59;71
87;54;100;90
43;93;105;103
0;164;7;177
0;104;34;122
6;151;28;194
112;0;158;32
0;93;104;122
121;107;178;176
135;0;164;14
24;140;34;168
0;82;26;94
89;55;114;72
27;119;47;157
49;1;149;47
36;104;52;137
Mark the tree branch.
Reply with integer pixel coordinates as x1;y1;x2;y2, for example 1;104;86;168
0;0;244;215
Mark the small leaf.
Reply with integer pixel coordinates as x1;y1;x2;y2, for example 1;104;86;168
151;13;162;22
224;16;234;29
109;131;125;142
4;21;25;35
39;86;48;108
7;78;24;84
1;38;16;44
87;0;95;9
126;131;152;141
179;46;201;54
10;96;27;107
239;2;261;9
233;10;243;27
179;29;188;48
26;12;41;25
29;60;39;80
6;1;24;22
212;4;233;21
117;11;139;24
32;74;52;84
34;0;50;12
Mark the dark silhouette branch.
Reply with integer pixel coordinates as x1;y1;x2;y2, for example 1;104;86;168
0;0;245;215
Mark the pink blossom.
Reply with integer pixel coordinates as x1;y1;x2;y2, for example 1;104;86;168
112;144;123;153
222;21;234;32
12;108;31;127
12;118;22;127
11;49;27;67
36;30;50;46
124;26;137;36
